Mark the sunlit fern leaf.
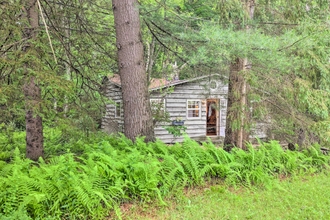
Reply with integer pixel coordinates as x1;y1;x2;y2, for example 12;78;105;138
208;163;231;178
158;154;187;194
179;150;204;185
153;139;170;156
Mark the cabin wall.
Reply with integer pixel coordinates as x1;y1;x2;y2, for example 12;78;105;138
151;79;228;143
102;76;267;144
101;81;124;134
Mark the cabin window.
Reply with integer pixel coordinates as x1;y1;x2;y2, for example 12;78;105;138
187;100;201;118
115;101;121;118
210;80;218;90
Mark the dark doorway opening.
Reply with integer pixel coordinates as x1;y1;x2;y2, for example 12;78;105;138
206;99;219;136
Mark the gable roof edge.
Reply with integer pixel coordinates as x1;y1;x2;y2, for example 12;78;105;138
149;74;224;91
106;74;226;91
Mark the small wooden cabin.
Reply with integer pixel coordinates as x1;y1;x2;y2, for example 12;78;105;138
101;74;266;143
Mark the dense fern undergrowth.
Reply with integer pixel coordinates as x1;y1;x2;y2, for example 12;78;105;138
0;129;329;219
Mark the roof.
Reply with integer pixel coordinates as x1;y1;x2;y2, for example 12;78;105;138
107;74;223;91
107;74;174;89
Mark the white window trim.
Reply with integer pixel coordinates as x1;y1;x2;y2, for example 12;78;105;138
115;101;122;118
209;80;218;90
186;100;201;119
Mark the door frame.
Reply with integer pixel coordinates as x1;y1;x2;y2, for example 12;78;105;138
206;99;219;136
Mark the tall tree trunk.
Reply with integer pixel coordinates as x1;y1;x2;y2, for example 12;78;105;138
22;0;44;160
224;58;250;151
224;0;254;151
112;0;154;142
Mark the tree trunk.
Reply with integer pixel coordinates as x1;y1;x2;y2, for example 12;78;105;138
23;77;44;160
22;0;44;160
224;58;250;151
112;0;154;142
224;0;255;151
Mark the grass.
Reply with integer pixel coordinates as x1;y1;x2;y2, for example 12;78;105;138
119;173;330;220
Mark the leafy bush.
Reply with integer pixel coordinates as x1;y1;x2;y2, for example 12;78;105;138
0;131;329;219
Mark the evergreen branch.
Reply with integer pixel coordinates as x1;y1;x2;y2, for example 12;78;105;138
148;20;208;43
37;0;57;64
153;0;188;22
265;99;306;124
0;38;29;56
45;0;111;15
144;20;188;64
278;36;309;52
79;18;115;59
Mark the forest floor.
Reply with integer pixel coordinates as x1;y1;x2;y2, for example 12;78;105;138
115;173;330;220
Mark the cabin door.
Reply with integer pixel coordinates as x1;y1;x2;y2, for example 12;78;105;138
206;99;219;136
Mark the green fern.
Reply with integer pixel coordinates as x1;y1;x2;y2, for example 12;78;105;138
158;154;188;195
1;131;329;219
178;138;209;185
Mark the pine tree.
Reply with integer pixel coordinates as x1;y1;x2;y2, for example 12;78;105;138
22;0;44;160
112;0;155;142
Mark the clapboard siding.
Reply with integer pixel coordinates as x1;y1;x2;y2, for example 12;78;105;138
101;81;124;134
101;76;229;142
150;79;227;143
101;74;267;143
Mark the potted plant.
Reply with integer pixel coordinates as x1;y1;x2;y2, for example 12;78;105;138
172;117;185;126
164;117;187;138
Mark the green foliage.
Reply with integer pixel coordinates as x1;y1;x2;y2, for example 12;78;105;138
0;130;329;219
164;124;187;137
150;97;171;125
134;2;330;145
0;0;114;140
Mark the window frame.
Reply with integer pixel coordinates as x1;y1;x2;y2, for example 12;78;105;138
209;80;218;90
186;100;201;119
114;101;122;118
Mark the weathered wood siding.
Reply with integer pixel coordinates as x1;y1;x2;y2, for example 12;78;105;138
151;78;228;143
101;80;124;134
102;75;267;143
